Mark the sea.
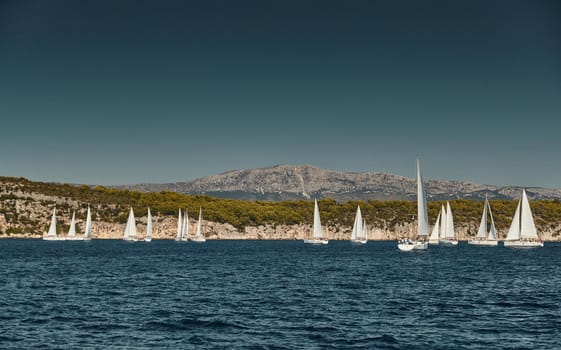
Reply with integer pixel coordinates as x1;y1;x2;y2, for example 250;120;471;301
1;240;560;349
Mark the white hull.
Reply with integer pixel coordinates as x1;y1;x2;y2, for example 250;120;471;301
83;237;92;242
144;238;152;242
350;239;367;244
504;240;543;248
124;238;138;242
191;237;206;243
397;240;428;251
43;236;66;241
440;239;458;246
428;239;439;245
304;239;328;245
65;236;84;241
468;240;498;246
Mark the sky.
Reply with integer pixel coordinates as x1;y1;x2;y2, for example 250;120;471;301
0;0;560;187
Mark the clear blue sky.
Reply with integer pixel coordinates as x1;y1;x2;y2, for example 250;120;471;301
0;0;560;186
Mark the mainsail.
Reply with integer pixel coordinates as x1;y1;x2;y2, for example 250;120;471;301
476;199;488;239
176;209;183;241
146;208;153;241
440;204;447;238
416;158;429;236
313;199;324;239
124;207;137;240
84;206;92;239
430;209;441;241
68;211;77;237
443;202;455;239
351;206;363;240
520;190;538;239
487;201;497;240
195;207;203;239
182;210;189;240
47;207;57;237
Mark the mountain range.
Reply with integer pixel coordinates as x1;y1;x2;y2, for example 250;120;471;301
118;165;561;202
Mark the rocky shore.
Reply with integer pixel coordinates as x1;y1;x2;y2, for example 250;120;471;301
3;217;561;241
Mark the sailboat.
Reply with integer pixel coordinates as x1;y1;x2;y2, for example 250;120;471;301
43;207;65;241
66;211;83;240
123;207;138;242
181;209;189;241
191;207;206;242
468;196;498;246
503;189;543;248
175;209;183;242
398;158;429;251
144;208;153;242
83;206;92;241
428;208;441;244
304;199;329;245
439;202;458;245
350;205;367;244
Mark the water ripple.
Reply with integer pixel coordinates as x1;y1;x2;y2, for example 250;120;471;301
1;240;561;349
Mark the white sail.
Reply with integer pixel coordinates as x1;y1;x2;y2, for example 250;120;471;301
124;207;137;240
487;201;497;240
362;219;368;240
146;208;153;241
444;202;455;239
429;210;441;241
124;211;130;240
313;199;324;239
397;158;429;251
84;206;92;239
68;211;76;237
176;209;183;241
129;208;138;238
506;200;521;240
182;210;189;240
440;204;447;238
195;207;203;238
351;206;363;240
476;199;488;238
47;207;57;237
520;189;538;239
416;158;429;236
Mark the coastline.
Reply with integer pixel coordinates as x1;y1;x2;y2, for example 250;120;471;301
2;220;560;241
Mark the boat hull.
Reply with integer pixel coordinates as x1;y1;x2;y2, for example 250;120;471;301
397;241;428;251
191;237;206;243
428;239;439;245
65;236;84;241
350;239;367;244
503;240;543;248
43;236;66;241
468;240;498;246
304;239;328;245
144;238;152;242
440;239;458;246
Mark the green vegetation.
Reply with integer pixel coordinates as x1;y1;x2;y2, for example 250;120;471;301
1;176;561;237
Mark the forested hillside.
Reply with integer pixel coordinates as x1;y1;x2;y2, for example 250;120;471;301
1;176;561;239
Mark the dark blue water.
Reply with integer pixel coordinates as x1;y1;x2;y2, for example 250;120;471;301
1;240;560;349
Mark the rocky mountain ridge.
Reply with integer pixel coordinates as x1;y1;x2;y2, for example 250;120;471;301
121;164;561;201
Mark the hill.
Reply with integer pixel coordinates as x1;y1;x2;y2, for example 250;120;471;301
2;175;561;240
120;164;561;201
